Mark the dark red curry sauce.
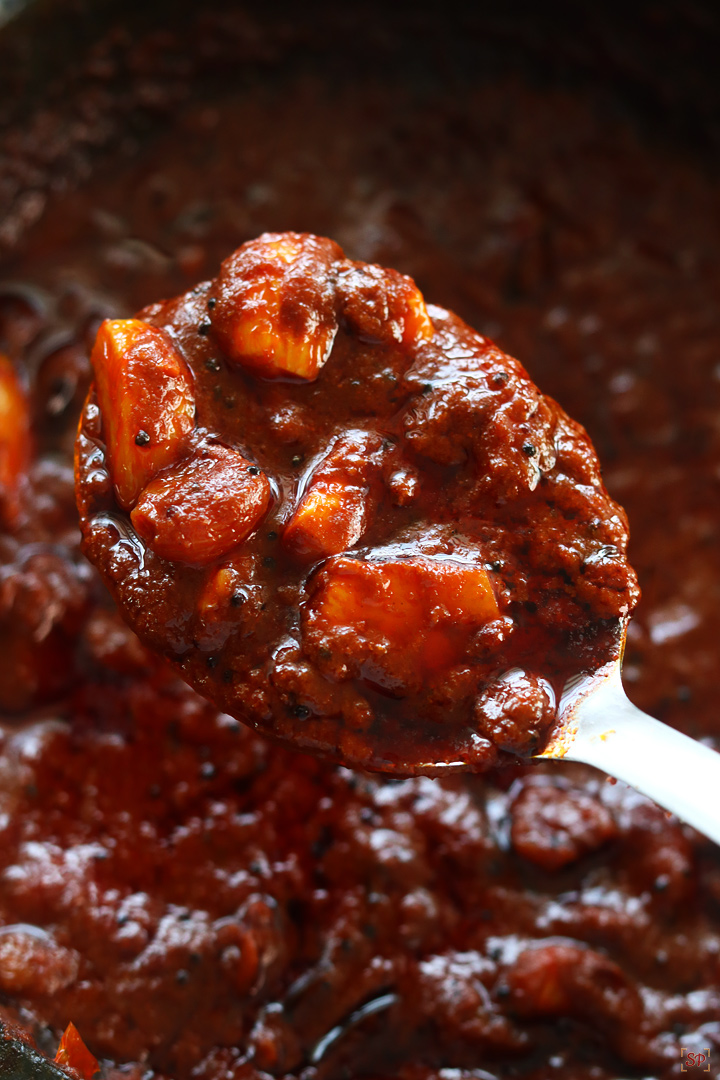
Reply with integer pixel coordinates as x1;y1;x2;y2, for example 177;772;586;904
0;5;719;1079
74;231;637;773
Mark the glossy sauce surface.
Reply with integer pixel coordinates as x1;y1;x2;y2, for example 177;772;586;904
75;232;636;773
0;6;719;1080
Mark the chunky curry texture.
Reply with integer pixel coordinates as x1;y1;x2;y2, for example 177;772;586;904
1;5;719;1079
75;232;637;773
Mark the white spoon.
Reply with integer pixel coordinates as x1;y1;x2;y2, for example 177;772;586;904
537;621;720;845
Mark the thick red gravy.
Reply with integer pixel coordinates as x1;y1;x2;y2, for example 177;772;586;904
74;232;636;773
0;5;719;1079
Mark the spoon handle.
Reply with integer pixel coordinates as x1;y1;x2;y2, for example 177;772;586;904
561;668;720;845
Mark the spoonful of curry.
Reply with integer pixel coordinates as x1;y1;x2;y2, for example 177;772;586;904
74;232;720;844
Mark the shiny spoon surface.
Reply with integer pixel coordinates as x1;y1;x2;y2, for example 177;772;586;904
537;625;720;845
